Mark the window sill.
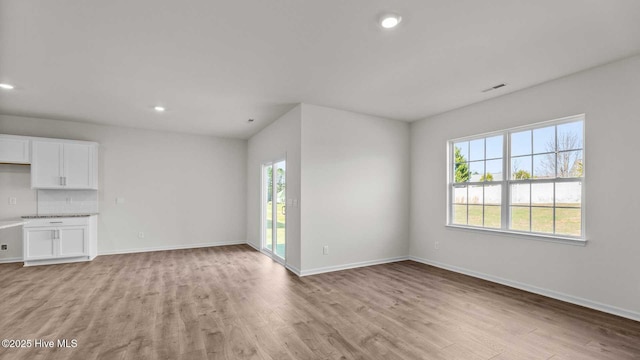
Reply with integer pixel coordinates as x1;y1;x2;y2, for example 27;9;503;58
445;224;587;246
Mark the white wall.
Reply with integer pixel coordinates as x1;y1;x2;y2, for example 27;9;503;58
411;55;640;318
301;104;410;274
0;115;247;257
246;105;302;271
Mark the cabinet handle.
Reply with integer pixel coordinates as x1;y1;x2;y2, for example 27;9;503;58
60;176;64;186
50;221;63;224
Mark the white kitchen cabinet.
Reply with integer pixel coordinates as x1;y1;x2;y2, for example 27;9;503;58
31;141;63;187
0;134;30;164
31;139;98;189
58;227;87;257
23;216;98;266
24;227;58;260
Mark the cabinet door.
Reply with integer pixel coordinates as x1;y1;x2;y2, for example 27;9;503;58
58;227;88;257
64;143;96;189
0;135;30;164
24;228;57;260
31;141;64;188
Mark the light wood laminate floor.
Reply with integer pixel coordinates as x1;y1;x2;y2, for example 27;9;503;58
0;245;638;360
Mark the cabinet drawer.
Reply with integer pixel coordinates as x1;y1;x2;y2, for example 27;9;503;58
24;217;90;228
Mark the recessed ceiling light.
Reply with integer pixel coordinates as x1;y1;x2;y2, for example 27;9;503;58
154;106;166;112
0;83;15;90
380;13;402;29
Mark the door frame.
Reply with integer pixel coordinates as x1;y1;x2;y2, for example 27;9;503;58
260;156;287;265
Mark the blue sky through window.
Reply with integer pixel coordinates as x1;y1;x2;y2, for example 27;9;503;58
511;131;531;156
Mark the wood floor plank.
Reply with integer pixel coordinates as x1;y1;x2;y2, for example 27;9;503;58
1;245;639;360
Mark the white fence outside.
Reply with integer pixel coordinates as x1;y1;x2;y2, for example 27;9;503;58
455;182;582;205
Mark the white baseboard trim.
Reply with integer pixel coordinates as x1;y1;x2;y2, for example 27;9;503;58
300;256;409;277
245;241;300;275
246;241;272;258
24;257;91;267
98;240;247;256
409;256;640;322
0;257;24;264
245;241;260;252
286;263;301;276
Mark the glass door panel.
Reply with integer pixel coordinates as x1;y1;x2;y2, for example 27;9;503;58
274;161;286;259
262;160;286;261
263;164;273;251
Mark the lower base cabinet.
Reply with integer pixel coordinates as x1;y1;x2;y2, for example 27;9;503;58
24;227;57;259
23;216;97;266
59;227;88;257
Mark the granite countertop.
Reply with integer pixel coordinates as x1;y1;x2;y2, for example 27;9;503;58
21;213;99;219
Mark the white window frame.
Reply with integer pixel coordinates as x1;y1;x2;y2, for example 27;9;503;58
446;114;586;245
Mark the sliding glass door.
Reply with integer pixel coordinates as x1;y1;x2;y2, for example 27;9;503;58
262;160;286;261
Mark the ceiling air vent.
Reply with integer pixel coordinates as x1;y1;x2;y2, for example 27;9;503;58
482;83;507;93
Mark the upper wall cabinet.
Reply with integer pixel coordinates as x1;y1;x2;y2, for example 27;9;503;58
0;134;30;164
31;139;98;189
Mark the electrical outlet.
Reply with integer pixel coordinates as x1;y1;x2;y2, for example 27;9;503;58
116;197;125;204
138;232;145;239
323;245;329;255
8;197;17;205
1;244;7;251
434;241;440;250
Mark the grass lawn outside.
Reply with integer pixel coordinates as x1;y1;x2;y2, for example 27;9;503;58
453;203;581;236
265;201;286;256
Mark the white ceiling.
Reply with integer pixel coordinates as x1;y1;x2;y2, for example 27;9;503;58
1;1;639;139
